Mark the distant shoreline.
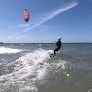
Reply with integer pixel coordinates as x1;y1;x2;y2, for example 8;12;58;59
1;43;92;44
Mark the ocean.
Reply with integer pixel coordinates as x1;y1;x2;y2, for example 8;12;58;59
0;43;92;92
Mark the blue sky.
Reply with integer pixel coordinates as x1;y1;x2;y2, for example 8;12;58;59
0;0;92;43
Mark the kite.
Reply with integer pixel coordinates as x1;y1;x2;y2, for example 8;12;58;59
24;9;29;23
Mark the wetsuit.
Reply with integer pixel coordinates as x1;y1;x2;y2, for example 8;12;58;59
54;40;61;54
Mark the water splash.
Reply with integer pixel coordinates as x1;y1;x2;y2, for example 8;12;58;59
0;48;67;92
0;47;22;54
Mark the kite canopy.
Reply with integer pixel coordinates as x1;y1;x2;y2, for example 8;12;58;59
24;9;29;23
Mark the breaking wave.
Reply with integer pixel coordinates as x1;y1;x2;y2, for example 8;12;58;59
0;48;67;92
0;47;22;54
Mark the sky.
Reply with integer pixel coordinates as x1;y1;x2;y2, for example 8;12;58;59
0;0;92;43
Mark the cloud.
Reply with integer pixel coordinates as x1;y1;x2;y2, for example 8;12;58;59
24;21;44;32
8;34;25;40
9;26;13;29
8;35;13;39
42;2;78;21
16;35;25;39
24;2;78;32
9;24;30;29
16;24;30;28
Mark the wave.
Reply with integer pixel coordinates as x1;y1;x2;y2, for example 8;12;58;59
0;47;22;54
0;48;67;92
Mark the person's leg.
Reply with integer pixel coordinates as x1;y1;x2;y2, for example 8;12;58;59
54;48;58;55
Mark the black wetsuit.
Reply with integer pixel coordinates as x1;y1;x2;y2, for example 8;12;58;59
54;40;61;54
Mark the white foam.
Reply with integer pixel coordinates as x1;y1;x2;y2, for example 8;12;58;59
0;48;67;92
39;44;41;46
88;89;92;92
21;44;24;45
0;47;22;54
67;74;70;77
0;48;50;92
57;60;66;69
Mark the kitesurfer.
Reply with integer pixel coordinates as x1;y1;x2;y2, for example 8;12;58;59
53;36;61;55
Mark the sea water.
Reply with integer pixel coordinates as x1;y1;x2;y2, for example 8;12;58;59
0;43;92;92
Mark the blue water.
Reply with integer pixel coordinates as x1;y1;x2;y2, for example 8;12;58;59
0;43;92;92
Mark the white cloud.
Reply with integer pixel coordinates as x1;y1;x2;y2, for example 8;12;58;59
7;34;25;41
8;35;13;39
42;2;78;21
9;24;30;29
9;26;13;29
16;24;30;28
16;35;25;39
24;21;44;32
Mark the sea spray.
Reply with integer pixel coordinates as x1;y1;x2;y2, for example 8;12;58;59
0;48;67;92
0;47;22;54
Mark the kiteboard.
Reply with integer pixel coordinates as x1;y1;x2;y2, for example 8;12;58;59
50;53;55;57
50;53;57;58
49;51;59;58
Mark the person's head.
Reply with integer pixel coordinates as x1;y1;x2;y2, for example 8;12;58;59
58;36;61;40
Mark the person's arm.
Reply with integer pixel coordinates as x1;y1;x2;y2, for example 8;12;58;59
54;40;58;46
54;40;56;43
